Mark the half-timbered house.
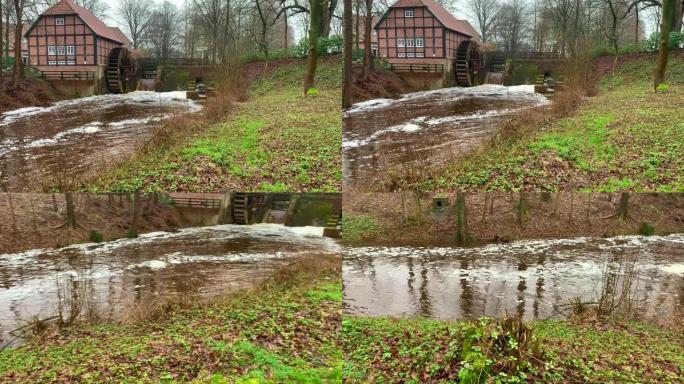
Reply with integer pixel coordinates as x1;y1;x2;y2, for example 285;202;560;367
24;0;127;72
374;0;480;76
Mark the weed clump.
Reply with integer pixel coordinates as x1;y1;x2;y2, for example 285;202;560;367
639;222;656;236
89;230;104;243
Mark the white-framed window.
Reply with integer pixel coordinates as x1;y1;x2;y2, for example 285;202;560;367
416;38;424;47
57;46;66;55
67;60;76;65
48;60;57;65
397;52;406;58
56;17;65;25
48;46;56;56
404;9;414;17
406;38;415;47
407;52;415;58
58;60;66;65
397;38;405;48
416;52;425;58
67;46;75;55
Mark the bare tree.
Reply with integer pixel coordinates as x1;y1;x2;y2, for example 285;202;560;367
466;0;500;43
655;0;674;88
361;0;373;79
1;0;4;80
11;0;25;86
147;1;181;60
74;0;108;18
118;0;152;50
303;0;322;94
128;191;141;238
493;0;529;52
343;0;352;108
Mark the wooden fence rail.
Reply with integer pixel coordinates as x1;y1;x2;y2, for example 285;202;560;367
170;197;222;209
388;63;445;73
40;71;95;80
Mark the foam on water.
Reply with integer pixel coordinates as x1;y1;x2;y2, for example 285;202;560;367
344;84;549;116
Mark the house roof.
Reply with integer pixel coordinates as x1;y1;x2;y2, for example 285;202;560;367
108;27;132;47
39;0;125;44
381;0;481;40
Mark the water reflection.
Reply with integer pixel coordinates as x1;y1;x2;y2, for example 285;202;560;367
0;224;339;345
344;235;684;324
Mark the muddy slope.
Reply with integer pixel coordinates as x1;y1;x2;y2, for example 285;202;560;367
0;194;187;253
344;192;684;246
0;77;64;114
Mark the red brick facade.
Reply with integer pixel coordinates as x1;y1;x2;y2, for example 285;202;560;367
24;0;125;72
375;0;479;66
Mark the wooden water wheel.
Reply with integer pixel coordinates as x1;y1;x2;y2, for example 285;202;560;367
106;47;134;94
455;40;483;87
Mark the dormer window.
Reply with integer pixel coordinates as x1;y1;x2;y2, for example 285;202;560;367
56;17;65;25
405;9;414;17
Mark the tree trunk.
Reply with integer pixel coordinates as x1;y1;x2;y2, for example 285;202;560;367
517;192;529;228
7;193;17;234
303;0;322;94
354;0;360;51
361;0;373;79
0;0;3;80
655;0;675;89
455;192;468;244
65;192;76;230
617;192;630;220
672;0;683;34
343;0;353;109
128;192;141;238
11;0;24;86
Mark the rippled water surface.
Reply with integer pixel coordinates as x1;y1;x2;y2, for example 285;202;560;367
0;224;339;345
343;85;549;188
344;235;684;323
0;91;201;189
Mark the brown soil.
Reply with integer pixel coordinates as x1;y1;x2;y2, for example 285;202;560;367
0;76;64;114
344;192;684;246
0;194;189;253
351;64;420;104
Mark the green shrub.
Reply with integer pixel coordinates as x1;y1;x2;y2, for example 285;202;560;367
638;222;656;236
292;35;343;58
656;83;670;92
89;230;104;243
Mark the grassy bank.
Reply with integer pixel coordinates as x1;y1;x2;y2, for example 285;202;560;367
344;316;684;383
0;268;342;383
418;54;684;192
88;57;341;193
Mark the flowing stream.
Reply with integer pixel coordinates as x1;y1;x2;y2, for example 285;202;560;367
0;91;201;190
343;85;549;188
344;234;684;324
0;224;340;346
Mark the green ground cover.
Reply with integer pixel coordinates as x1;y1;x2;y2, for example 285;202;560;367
421;55;684;192
89;58;341;193
344;316;684;383
0;273;342;383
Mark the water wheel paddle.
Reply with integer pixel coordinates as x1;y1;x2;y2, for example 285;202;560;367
106;47;133;94
455;40;483;87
